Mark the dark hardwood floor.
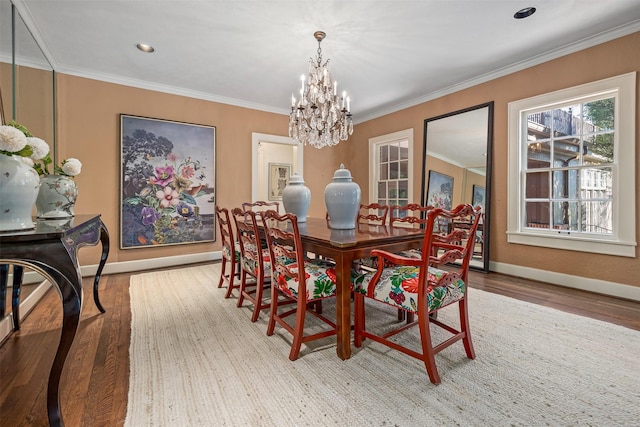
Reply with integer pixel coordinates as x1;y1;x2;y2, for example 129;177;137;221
1;263;638;426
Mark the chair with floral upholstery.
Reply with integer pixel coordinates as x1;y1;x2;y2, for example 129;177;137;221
215;206;240;298
231;207;274;322
352;204;482;385
261;209;338;361
357;202;389;225
242;200;281;214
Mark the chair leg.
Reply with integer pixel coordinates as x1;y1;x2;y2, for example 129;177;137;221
225;266;239;299
218;256;227;288
289;300;307;361
459;299;475;359
418;312;441;385
266;284;278;336
250;275;267;322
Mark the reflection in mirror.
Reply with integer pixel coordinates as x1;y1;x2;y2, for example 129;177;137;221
421;102;494;272
0;3;56;334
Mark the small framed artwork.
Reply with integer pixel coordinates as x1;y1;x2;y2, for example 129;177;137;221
120;114;216;249
425;170;453;210
472;185;485;211
268;163;291;201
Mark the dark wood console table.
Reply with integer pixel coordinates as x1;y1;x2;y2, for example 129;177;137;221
0;214;109;427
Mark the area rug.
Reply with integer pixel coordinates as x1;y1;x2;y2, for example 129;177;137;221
125;264;639;426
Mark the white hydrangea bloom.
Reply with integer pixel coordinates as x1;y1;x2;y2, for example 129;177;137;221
21;157;35;167
27;137;50;160
0;125;28;153
61;158;82;176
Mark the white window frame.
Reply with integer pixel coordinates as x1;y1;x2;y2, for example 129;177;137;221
507;72;636;257
368;128;414;217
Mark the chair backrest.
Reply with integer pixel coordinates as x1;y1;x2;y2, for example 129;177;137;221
261;209;306;294
357;203;389;226
231;207;265;276
389;203;431;227
215;206;235;256
421;204;482;283
242;201;281;214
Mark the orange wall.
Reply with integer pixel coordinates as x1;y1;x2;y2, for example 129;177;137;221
56;75;344;265
54;32;638;288
348;32;640;288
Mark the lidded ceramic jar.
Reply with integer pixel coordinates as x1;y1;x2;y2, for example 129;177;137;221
0;154;40;231
324;163;361;230
282;172;311;222
36;174;78;218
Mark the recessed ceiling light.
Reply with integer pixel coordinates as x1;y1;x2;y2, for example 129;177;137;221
136;43;155;53
514;7;536;19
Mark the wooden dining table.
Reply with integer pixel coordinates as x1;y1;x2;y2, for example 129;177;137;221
294;217;425;360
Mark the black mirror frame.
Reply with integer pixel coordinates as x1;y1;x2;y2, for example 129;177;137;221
420;101;494;273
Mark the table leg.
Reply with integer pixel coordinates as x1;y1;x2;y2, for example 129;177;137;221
334;253;352;360
11;265;23;330
92;223;110;313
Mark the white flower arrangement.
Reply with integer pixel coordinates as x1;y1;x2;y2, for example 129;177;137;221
0;121;82;177
0;121;49;165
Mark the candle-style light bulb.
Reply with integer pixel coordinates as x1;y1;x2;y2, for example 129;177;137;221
334;81;337;96
342;91;346;109
347;97;350;112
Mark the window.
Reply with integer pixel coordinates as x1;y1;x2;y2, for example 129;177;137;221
369;129;413;218
507;72;636;257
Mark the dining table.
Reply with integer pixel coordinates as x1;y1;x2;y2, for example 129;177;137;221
294;217;425;360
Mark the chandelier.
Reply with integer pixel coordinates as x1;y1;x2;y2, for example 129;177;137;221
288;31;353;149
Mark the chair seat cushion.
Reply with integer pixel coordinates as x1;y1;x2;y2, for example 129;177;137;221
241;248;272;278
274;259;336;301
352;265;465;313
222;242;242;262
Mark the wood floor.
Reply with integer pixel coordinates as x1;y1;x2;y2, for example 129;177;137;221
1;263;638;427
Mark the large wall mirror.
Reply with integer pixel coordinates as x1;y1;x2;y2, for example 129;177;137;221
0;2;56;337
420;102;494;272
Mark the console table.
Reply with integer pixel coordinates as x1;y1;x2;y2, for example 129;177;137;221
0;214;109;427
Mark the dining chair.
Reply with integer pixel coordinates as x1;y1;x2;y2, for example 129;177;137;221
357;203;389;225
352;204;482;385
215;206;240;298
242;200;281;213
231;208;273;322
261;209;338;361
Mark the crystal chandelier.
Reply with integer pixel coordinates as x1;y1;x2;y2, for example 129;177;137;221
288;31;353;149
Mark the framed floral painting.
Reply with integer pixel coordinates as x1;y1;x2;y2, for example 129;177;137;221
426;170;453;210
119;115;216;249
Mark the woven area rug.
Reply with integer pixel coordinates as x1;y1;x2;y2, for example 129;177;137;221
125;264;639;426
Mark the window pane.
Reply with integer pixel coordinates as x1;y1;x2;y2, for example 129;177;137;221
398;180;408;199
553;105;580;136
552;169;579;199
388;181;397;199
527;141;550;168
582;201;612;234
585;133;614;164
389;161;399;179
399;160;408;179
399;140;409;160
552;201;578;230
525;171;549;198
378;182;387;198
583;98;614;132
389;144;399;161
553;138;581;167
581;167;612;198
525;201;549;228
379;145;388;162
379;163;388;180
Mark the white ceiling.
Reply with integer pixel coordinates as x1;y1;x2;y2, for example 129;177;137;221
4;0;639;125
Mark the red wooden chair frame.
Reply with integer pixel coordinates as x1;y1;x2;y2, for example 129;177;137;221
261;209;337;361
353;204;482;384
215;206;239;298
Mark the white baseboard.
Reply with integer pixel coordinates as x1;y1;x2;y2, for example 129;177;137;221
491;261;640;302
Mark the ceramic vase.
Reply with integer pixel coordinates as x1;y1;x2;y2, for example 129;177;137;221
0;154;40;231
282;172;311;222
36;174;78;218
324;163;361;230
